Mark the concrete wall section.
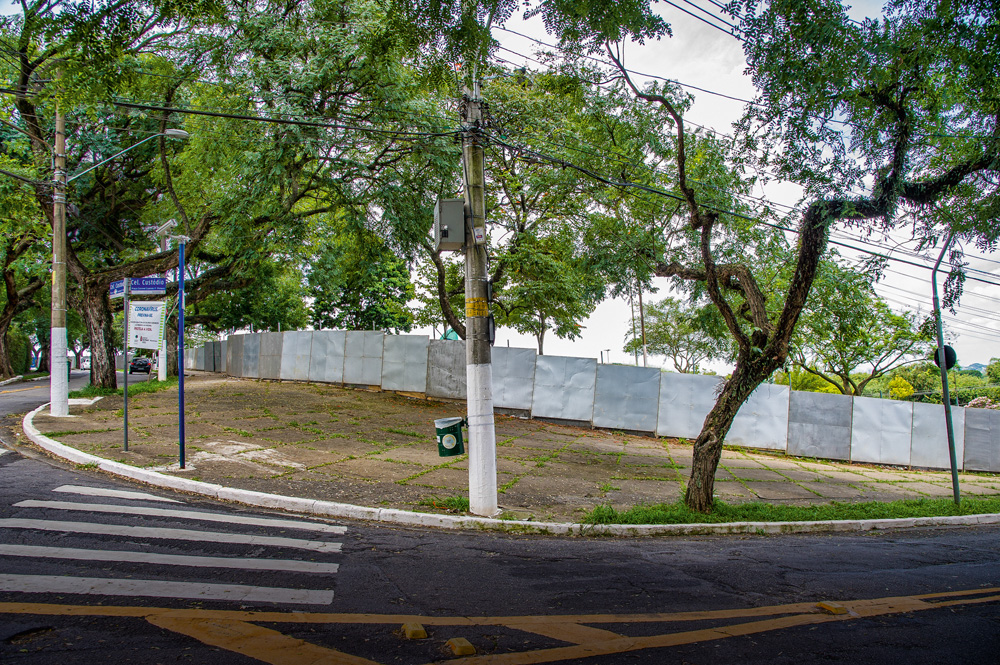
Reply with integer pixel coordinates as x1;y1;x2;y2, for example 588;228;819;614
308;330;346;384
242;333;261;379
491;347;537;411
911;402;965;470
279;331;313;381
728;384;790;451
381;334;430;393
851;397;913;466
219;340;227;374
201;343;213;372
964;408;1000;473
656;372;722;439
226;335;244;377
258;332;283;380
531;356;597;423
593;365;660;433
787;391;853;460
343;331;384;385
195;347;205;371
212;342;222;373
426;340;466;399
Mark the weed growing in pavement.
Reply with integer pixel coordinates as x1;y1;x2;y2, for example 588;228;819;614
75;462;98;470
418;495;470;512
583;496;1000;525
381;427;422;438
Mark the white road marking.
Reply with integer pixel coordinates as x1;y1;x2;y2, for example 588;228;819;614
0;574;334;605
52;485;183;503
0;519;342;553
0;544;339;574
13;500;347;534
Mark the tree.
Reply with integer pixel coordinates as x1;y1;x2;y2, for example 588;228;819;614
308;228;414;333
790;258;934;395
623;297;727;373
597;0;1000;511
987;358;1000;385
887;376;915;400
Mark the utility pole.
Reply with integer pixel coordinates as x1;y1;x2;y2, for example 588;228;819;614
931;234;960;505
50;106;69;417
460;88;498;517
637;284;648;368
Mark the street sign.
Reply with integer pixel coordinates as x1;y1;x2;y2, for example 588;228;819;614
109;279;125;299
128;301;166;350
130;276;167;295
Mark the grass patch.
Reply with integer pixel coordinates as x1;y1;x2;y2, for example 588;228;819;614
381;427;423;438
69;376;178;399
583;496;1000;525
418;495;470;512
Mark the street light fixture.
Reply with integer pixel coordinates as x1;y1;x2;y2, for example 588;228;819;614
50;126;189;417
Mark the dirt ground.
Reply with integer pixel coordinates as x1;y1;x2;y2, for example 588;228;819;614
24;373;1000;522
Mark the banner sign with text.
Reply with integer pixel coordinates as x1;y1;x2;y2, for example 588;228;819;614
128;301;166;350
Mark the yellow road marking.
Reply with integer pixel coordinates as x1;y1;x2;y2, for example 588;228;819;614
1;587;997;665
147;615;379;665
0;386;42;394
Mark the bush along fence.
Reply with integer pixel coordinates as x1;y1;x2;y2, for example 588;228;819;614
184;331;1000;474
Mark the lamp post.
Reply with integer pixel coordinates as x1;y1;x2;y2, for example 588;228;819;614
50;126;189;416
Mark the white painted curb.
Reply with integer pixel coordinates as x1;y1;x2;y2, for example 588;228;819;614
0;375;24;387
21;403;1000;537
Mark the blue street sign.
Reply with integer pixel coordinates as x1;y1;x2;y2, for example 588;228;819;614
109;279;125;299
130;276;167;295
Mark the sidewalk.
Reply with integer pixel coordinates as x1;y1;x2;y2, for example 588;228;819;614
20;373;1000;524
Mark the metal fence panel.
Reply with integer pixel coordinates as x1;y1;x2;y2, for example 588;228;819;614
492;347;537;411
728;384;790;451
343;331;384;385
851;397;913;466
219;340;227;374
381;334;429;393
194;347;205;371
593;365;660;432
226;335;244;377
308;330;346;384
212;342;222;373
531;356;597;423
964;407;1000;473
911;402;966;470
258;332;283;380
242;333;260;379
655;372;722;439
787;391;853;460
279;331;313;381
426;340;467;399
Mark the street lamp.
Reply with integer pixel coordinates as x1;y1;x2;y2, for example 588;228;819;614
50;125;189;416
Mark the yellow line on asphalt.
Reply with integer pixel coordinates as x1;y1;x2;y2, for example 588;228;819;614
1;587;997;665
0;386;43;394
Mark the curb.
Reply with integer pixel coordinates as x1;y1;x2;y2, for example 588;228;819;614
20;403;1000;537
0;375;24;387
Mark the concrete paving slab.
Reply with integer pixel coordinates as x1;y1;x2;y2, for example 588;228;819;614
729;468;787;482
799;482;865;499
741;482;820;501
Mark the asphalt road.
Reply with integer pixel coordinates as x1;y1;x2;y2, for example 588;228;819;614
1;376;998;663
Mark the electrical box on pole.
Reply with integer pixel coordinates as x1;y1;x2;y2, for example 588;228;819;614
434;198;466;252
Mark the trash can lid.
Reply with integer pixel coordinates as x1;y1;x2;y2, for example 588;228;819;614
434;417;465;428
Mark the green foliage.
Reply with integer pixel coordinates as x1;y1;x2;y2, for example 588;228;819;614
584;496;1000;525
69;376;178;399
887;376;915;400
772;367;841;394
623;297;728;373
986;359;1000;384
308;225;414;334
198;263;309;333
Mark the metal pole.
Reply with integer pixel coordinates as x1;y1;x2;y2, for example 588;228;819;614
177;237;187;469
123;279;130;451
931;234;960;505
158;235;168;381
638;284;648;368
461;89;498;517
50;106;69;417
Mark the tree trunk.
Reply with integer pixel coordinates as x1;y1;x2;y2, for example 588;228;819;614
166;316;179;376
684;356;779;512
0;331;14;378
81;285;118;389
38;344;49;373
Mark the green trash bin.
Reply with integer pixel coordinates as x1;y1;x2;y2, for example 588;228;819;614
435;417;467;457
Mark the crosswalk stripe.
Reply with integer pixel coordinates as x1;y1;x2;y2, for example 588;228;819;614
0;519;342;553
13;500;347;534
0;574;334;605
0;544;340;574
52;485;182;503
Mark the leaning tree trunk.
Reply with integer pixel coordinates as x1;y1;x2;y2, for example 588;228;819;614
80;285;118;389
165;316;179;376
0;332;15;378
685;356;782;512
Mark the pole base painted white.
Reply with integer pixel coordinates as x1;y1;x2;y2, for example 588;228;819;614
158;339;167;382
466;362;499;516
49;327;69;417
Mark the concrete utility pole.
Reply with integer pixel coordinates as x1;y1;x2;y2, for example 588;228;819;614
50;107;69;417
461;89;498;517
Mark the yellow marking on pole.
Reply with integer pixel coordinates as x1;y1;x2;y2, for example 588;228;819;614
0;386;43;394
465;297;489;317
146;615;380;665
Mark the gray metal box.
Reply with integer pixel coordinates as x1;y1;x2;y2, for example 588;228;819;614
434;198;465;252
